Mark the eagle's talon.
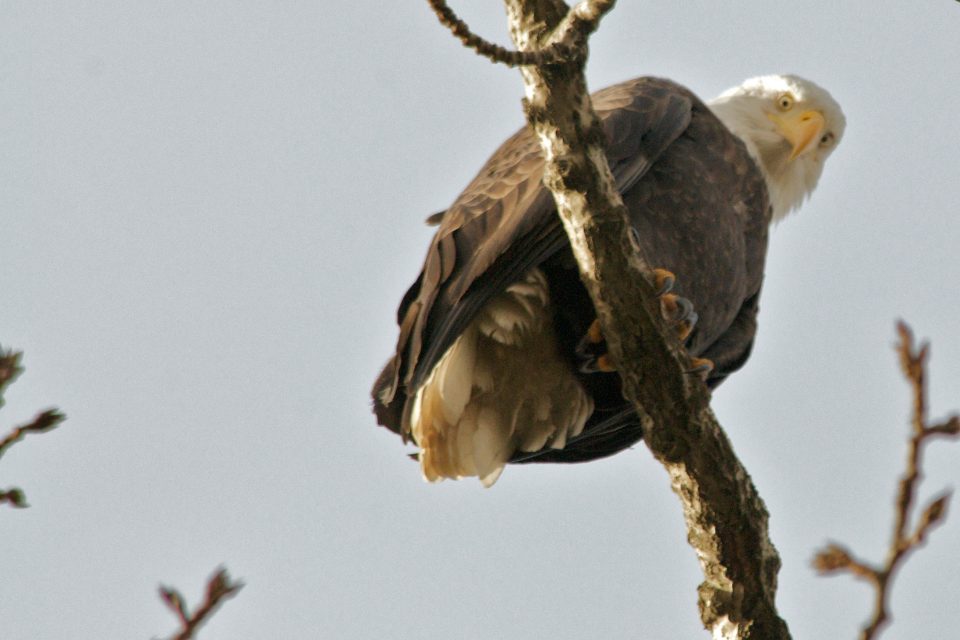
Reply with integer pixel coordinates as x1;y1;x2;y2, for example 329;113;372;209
654;270;700;343
652;268;676;295
659;292;695;325
685;357;714;380
595;354;616;372
577;319;617;373
677;310;699;342
576;318;606;358
585;318;604;344
579;283;699;374
579;353;617;374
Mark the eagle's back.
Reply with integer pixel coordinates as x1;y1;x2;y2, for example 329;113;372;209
373;77;769;470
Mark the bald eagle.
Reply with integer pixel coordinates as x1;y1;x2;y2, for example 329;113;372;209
373;75;845;486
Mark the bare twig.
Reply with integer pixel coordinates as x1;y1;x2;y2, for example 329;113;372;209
426;0;613;67
0;348;66;509
0;349;25;403
0;409;67;462
427;0;561;66
158;567;244;640
0;408;67;508
814;321;958;640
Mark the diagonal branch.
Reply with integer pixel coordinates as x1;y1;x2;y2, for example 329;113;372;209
429;1;790;637
505;3;789;638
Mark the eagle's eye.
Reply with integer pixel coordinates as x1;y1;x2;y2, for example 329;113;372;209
776;93;794;112
819;132;835;147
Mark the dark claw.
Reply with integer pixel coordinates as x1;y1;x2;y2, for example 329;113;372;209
576;319;604;357
652;268;676;296
660;293;695;325
685;357;714;380
577;319;605;373
677;310;699;342
579;353;617;374
579;268;698;373
577;319;617;373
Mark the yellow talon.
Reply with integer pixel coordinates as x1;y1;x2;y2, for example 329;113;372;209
596;354;617;373
687;357;714;380
587;318;604;344
652;268;676;295
660;293;679;320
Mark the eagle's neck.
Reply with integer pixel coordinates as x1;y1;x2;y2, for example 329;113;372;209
708;98;809;223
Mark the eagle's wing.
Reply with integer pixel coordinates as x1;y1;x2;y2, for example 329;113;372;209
373;78;694;434
510;92;771;464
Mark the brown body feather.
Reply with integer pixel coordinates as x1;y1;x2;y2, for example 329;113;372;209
372;77;770;470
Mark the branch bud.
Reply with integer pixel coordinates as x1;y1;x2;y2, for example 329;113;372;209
1;488;28;508
927;416;960;437
812;543;853;574
159;586;188;620
917;492;951;537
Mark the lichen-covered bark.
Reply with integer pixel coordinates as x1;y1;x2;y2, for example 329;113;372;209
501;2;791;637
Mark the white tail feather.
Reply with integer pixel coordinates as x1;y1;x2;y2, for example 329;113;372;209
410;268;593;486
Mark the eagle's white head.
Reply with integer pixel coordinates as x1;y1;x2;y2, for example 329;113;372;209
709;74;845;221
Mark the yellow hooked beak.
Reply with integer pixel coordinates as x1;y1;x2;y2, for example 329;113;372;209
767;109;826;160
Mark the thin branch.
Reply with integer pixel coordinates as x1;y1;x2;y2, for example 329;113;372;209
0;408;67;508
0;409;66;462
427;0;561;66
926;416;960;438
814;321;958;640
158;567;244;640
0;348;25;404
0;348;66;509
426;0;613;67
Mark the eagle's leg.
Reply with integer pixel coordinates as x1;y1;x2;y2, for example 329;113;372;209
576;268;700;373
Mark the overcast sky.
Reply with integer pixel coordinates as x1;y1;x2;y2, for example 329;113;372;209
2;2;959;639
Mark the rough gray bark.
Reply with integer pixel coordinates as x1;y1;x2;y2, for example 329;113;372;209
499;1;791;637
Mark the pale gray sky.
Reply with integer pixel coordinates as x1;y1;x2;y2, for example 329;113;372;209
2;2;958;639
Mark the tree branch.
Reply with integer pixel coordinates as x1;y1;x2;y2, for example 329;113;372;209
0;348;66;509
0;408;66;462
813;322;957;640
426;0;613;67
158;567;244;640
505;3;789;638
0;348;25;396
426;0;573;66
428;1;790;637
